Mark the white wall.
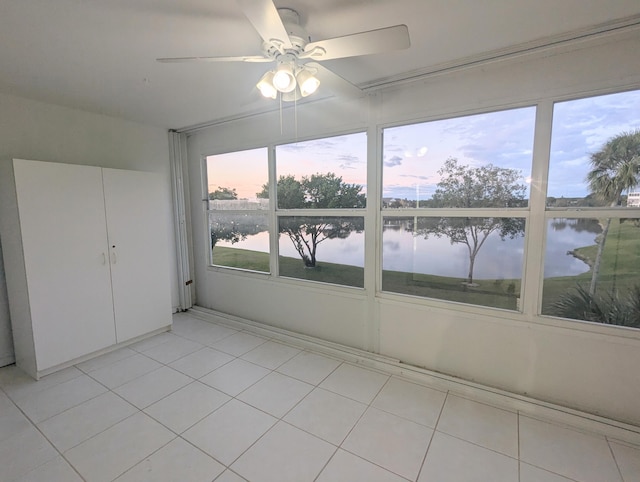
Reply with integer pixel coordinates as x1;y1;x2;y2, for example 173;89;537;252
186;29;640;424
0;93;178;365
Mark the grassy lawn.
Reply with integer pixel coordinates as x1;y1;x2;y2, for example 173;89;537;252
212;219;638;313
212;246;518;308
212;246;270;272
279;257;364;287
541;219;640;313
381;271;520;310
212;246;365;287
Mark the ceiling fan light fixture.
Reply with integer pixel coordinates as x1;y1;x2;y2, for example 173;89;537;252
256;71;277;99
296;68;320;97
281;90;301;102
273;63;296;93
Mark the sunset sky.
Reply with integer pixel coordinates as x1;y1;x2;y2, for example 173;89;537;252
207;89;640;201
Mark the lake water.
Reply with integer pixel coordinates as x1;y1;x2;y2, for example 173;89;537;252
218;218;599;280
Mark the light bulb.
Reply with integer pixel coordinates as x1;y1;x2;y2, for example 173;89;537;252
256;71;277;99
296;68;320;97
273;63;296;93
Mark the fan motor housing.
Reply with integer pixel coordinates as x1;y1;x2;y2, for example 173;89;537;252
261;8;309;59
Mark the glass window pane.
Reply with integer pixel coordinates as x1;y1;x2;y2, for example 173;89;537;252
210;213;269;272
275;133;367;209
382;107;535;208
278;216;364;287
382;216;526;310
547;90;640;207
206;147;269;210
542;217;640;328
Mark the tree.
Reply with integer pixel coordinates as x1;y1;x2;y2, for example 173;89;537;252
208;186;245;249
586;129;640;295
419;158;526;285
210;219;247;249
257;173;365;267
208;186;238;200
551;284;640;328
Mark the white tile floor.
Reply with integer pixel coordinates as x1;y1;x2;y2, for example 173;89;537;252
1;312;639;481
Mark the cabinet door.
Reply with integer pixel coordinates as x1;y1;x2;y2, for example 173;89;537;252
102;168;172;342
13;160;116;370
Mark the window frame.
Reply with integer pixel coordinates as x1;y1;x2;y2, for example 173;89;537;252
203;131;369;289
203;147;272;275
272;131;368;288
199;87;640;339
378;105;537;311
537;90;640;329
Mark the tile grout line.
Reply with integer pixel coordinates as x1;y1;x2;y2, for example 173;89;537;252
50;345;203;480
414;389;450;482
67;345;232;482
182;346;309;473
152;320;525;481
229;356;346;479
7;325;383;481
5;315;638;482
193;308;640;444
107;434;180;482
315;371;417;481
1;381;89;481
517;411;521;482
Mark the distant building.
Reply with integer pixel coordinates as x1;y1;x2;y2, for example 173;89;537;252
208;198;270;210
628;192;640;207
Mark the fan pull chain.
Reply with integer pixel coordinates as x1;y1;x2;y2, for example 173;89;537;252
294;92;298;141
279;93;283;136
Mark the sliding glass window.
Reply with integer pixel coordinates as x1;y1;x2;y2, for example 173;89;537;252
381;107;536;309
275;132;367;287
542;90;640;329
206;147;270;272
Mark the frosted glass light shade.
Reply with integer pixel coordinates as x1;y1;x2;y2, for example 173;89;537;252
297;69;320;97
256;71;277;99
273;64;296;93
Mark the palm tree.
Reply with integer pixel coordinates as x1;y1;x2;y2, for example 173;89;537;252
551;284;640;328
586;129;640;295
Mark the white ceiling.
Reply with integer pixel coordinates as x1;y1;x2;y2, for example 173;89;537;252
1;0;639;130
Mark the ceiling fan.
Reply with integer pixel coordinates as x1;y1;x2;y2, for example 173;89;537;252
157;0;410;102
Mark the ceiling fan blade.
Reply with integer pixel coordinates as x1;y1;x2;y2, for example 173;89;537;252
157;55;272;63
304;25;410;61
237;0;292;49
306;62;363;99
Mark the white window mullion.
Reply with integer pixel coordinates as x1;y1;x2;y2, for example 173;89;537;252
268;145;279;277
521;100;554;317
364;122;383;352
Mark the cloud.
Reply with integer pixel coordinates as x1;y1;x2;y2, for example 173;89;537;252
457;110;537;172
336;153;362;170
384;155;403;167
398;174;431;180
546;90;640;197
384;144;405;153
338;154;359;162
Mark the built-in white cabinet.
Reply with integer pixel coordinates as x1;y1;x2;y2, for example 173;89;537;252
0;159;172;378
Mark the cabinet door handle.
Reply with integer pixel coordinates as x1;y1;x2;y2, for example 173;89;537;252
111;250;117;264
102;253;106;265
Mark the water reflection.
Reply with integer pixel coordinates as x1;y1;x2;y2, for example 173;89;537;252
216;217;599;279
382;219;525;280
549;218;601;234
544;218;600;278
